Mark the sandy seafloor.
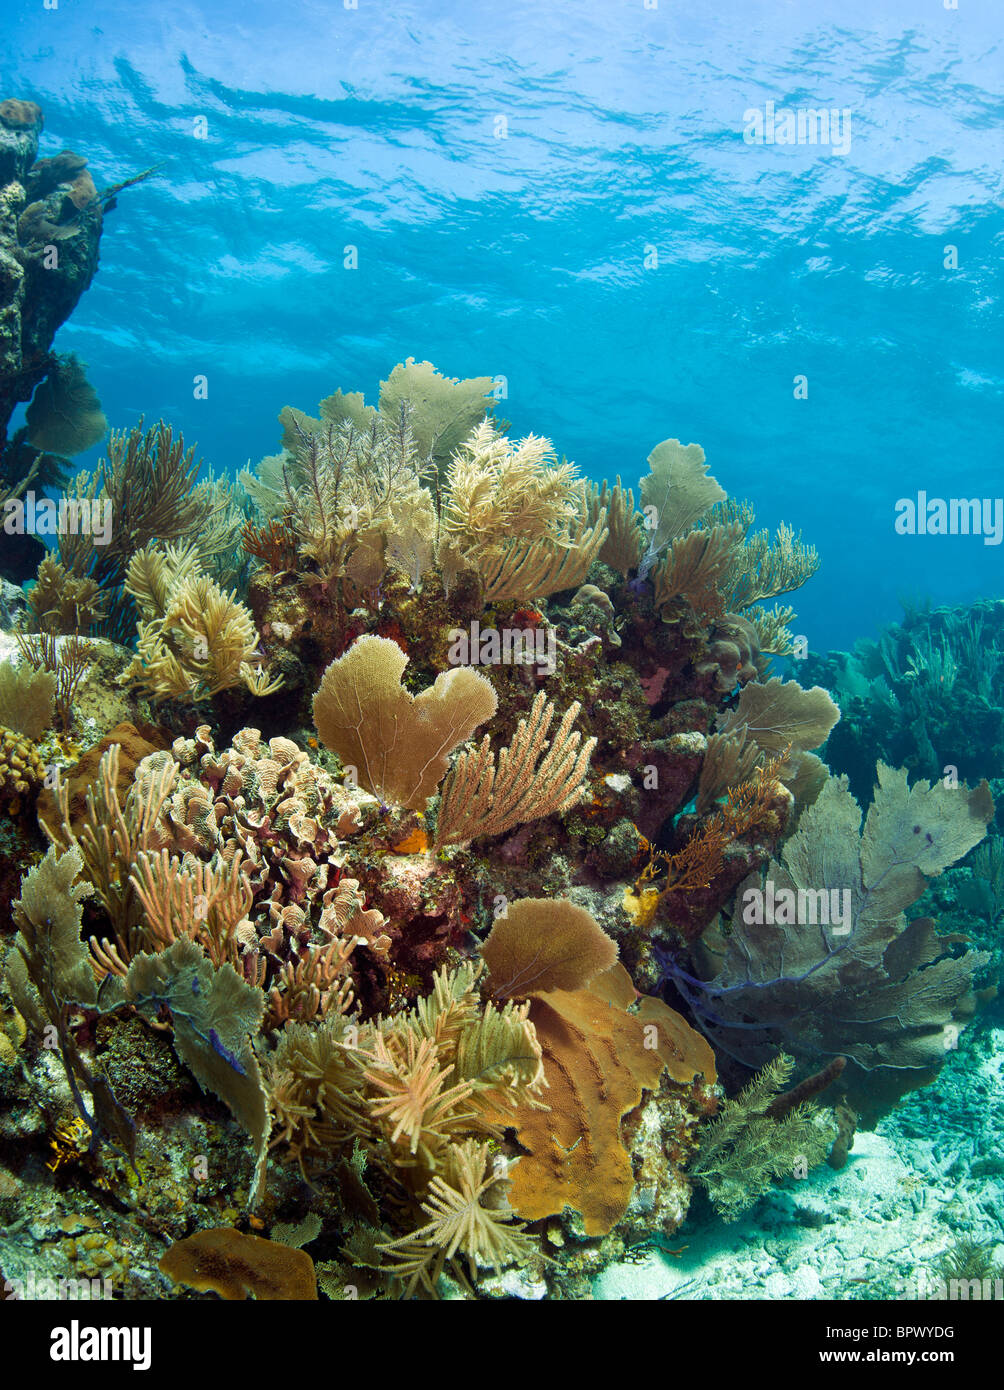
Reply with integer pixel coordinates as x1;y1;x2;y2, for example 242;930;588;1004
593;1024;1004;1301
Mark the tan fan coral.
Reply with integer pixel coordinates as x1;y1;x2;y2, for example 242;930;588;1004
477;902;717;1236
639;437;726;569
124;541;282;700
715;675;840;757
481;897;618;999
0;661;55;740
312;634;498;810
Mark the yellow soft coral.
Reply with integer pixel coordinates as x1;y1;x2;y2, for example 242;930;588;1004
124;541;282;700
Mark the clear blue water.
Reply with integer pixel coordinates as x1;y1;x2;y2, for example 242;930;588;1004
3;0;1001;651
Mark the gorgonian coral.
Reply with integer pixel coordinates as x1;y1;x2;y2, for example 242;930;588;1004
124;542;282;700
661;764;994;1117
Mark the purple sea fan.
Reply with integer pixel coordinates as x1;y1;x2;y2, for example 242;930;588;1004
659;763;993;1114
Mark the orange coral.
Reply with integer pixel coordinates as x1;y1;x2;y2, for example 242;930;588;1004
391;826;429;855
713;745;791;838
633;819;729;898
241;517;298;573
158;1228;317;1300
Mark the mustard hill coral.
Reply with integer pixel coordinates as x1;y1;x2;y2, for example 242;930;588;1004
0;725;44;806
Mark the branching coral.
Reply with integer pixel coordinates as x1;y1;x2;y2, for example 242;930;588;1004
585;476;645;577
15;630;93;731
42;742;181;961
277;411;431;580
440;421;607;602
129;849;253;971
375;1138;536;1296
691;1053;835;1221
721;519;821;611
27;553;106;635
58;419;218;589
434;691;597;848
266;959;545;1293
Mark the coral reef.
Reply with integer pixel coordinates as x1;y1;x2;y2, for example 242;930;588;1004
803;598;1004;802
1;352;998;1302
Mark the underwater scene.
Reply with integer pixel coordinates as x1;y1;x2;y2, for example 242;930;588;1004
0;0;1002;1340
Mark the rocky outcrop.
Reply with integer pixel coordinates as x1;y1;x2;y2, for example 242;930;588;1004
0;98;103;449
